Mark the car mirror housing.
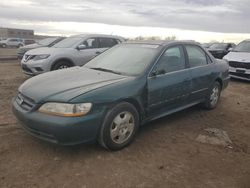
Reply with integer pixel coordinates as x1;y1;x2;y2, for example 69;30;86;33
77;44;87;50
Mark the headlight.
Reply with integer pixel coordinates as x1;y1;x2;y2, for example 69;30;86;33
33;54;50;61
38;102;92;117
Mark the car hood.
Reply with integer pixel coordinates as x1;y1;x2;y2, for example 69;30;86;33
25;47;68;55
19;67;129;103
209;49;225;52
224;51;250;62
21;43;43;50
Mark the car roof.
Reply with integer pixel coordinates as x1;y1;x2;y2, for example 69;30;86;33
70;34;124;40
211;42;234;45
124;40;200;47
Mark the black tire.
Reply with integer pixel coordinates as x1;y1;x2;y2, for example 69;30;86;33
2;44;6;48
98;102;139;151
18;44;23;48
203;81;221;109
52;60;72;70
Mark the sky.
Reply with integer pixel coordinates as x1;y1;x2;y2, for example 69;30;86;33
0;0;250;43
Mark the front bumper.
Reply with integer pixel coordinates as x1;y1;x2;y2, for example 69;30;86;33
21;59;50;76
12;99;104;145
229;67;250;81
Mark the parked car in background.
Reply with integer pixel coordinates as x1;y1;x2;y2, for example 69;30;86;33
23;39;36;45
201;43;214;49
13;41;229;150
21;34;125;76
208;43;235;59
0;38;24;48
223;39;250;81
17;37;65;59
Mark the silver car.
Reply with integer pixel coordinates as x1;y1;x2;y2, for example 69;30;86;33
21;34;125;75
0;38;24;48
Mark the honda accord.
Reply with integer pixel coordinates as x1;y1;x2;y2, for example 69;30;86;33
12;41;230;150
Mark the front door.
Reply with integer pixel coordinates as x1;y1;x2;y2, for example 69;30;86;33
147;45;192;118
76;38;103;66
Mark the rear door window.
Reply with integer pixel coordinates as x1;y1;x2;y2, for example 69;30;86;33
185;45;208;67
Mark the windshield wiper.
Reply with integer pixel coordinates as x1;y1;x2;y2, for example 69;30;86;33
90;67;122;75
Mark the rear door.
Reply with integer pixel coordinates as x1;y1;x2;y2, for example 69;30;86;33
147;45;192;117
184;45;215;102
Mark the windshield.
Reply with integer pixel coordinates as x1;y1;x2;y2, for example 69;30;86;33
233;41;250;52
85;44;159;76
209;43;227;50
53;37;82;48
38;37;58;45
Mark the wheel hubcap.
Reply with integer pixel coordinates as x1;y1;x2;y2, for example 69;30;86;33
110;111;135;144
58;65;69;69
210;86;219;106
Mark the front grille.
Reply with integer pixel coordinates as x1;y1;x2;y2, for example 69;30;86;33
229;61;250;69
16;93;36;111
230;72;250;79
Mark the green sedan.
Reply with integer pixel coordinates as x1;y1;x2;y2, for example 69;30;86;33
12;41;230;150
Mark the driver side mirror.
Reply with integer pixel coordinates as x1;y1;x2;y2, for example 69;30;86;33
77;44;87;50
150;69;165;77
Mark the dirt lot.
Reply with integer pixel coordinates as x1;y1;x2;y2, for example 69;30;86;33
0;60;250;188
0;48;18;58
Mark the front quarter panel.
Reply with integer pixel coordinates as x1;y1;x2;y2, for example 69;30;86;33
70;76;147;120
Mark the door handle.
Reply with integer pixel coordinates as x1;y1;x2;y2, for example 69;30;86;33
95;51;101;55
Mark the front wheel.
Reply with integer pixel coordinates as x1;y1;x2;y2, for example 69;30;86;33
204;81;221;109
52;61;72;70
98;102;139;151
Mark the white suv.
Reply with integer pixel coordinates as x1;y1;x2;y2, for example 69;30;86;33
223;39;250;81
21;34;125;76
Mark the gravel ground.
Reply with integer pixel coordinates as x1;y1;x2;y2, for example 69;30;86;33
0;61;250;188
0;48;18;57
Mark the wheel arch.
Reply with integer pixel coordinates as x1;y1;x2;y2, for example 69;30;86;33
119;98;146;124
51;58;75;70
215;77;223;89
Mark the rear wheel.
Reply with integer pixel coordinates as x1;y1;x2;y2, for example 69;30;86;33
52;60;72;70
204;81;221;109
99;102;139;151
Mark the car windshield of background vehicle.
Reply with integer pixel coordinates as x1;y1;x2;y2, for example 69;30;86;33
53;37;82;48
233;41;250;52
85;44;159;76
209;43;227;50
38;37;58;45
